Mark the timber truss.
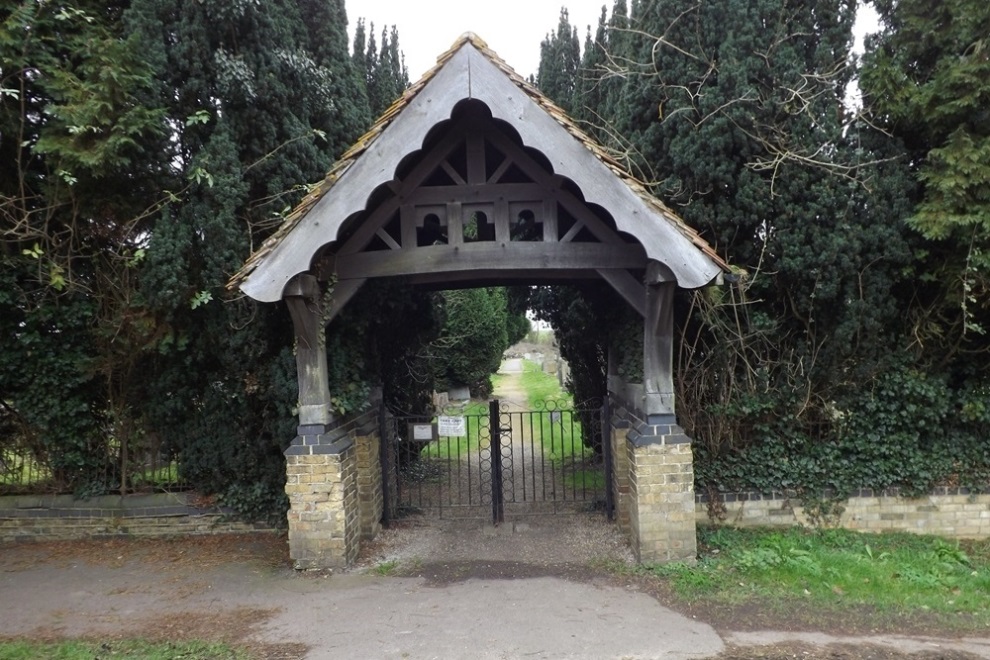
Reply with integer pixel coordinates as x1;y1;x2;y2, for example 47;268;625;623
314;102;661;322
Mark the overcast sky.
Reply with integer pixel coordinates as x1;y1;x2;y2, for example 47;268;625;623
344;2;881;83
344;1;610;81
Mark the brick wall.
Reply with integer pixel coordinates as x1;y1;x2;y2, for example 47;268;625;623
697;488;990;538
0;493;273;543
610;424;631;534
354;426;383;541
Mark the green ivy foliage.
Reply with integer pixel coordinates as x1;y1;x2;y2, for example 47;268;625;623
0;258;109;489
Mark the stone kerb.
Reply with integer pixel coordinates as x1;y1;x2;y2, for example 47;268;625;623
611;399;698;564
285;409;379;570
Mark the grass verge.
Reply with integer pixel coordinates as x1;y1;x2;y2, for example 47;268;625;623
0;640;251;660
637;525;990;632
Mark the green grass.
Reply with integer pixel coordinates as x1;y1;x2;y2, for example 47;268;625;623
518;360;571;407
514;361;594;464
0;449;51;487
374;560;399;575
508;360;603;495
639;525;990;626
0;640;250;659
562;468;606;491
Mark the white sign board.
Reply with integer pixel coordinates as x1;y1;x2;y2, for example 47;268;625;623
437;416;467;437
411;424;435;441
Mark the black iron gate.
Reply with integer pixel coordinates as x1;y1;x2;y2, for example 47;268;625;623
381;398;613;524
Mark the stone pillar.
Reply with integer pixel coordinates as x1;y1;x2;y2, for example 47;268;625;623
626;422;697;563
283;273;363;569
284;431;359;570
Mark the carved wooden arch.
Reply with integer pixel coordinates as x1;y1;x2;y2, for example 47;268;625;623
279;98;684;427
309;99;663;323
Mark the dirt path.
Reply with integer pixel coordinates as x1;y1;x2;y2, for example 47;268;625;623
492;358;595;513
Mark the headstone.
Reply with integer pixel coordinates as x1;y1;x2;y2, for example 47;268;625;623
447;385;470;402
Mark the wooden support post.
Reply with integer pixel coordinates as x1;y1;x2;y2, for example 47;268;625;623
284;274;333;429
643;263;675;419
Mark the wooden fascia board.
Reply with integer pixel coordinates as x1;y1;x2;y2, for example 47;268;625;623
240;47;482;302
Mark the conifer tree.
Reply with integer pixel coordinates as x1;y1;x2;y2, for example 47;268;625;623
861;0;990;358
1;0;167;488
356;22;410;117
536;8;582;111
120;0;372;519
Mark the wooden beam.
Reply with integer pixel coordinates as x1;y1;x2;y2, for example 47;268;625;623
405;182;547;206
400;204;416;249
488;155;511;184
375;227;400;251
494;197;509;243
324;278;367;325
440;160;466;185
466;133;485;184
483;129;625;246
284;274;333;427
643;280;675;417
543;198;558;242
447;201;463;246
401;268;601;287
560;219;585;243
336;242;647;280
597;268;646;317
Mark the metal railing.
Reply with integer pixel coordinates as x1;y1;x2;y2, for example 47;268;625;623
0;441;187;496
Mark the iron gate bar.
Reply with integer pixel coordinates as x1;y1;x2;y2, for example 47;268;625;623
602;399;615;521
381;396;611;524
379;397;391;528
489;400;503;524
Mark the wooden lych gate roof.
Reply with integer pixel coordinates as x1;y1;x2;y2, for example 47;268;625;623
228;33;730;303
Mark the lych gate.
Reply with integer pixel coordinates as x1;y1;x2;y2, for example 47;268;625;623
228;34;730;569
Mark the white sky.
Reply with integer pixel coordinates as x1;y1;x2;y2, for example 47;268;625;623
345;1;607;81
344;2;881;83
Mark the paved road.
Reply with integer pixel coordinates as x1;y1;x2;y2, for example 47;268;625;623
0;531;723;659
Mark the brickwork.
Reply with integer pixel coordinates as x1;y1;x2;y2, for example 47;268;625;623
284;408;380;570
697;490;990;539
627;440;697;562
355;429;383;541
285;442;361;570
611;400;698;564
610;424;631;533
0;493;273;543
